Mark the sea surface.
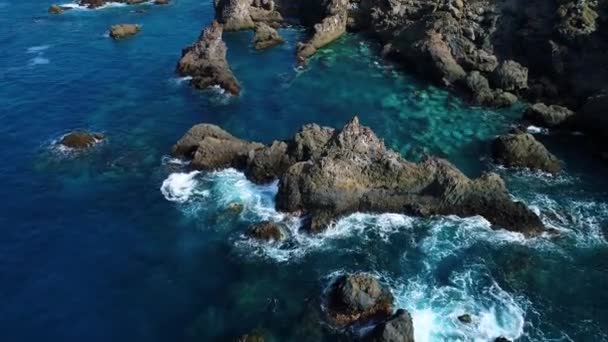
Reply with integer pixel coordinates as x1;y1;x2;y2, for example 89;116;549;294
1;1;608;341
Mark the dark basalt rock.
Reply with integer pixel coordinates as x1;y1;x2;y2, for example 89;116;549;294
247;221;284;241
326;273;394;326
173;117;546;235
457;314;472;323
176;21;241;95
253;23;284;50
154;0;170;5
524;103;575;128
59;131;105;149
492;132;562;174
109;24;140;39
578;90;608;139
365;309;415;342
495;338;512;342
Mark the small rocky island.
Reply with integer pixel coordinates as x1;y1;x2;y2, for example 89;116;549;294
177;21;241;95
172;117;545;235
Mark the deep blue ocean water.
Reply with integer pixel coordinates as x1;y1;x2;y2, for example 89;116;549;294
1;1;608;341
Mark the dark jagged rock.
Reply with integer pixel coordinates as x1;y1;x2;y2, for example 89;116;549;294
154;0;170;5
59;131;105;149
492;132;562;174
109;24;140;39
78;0;108;8
577;90;608;139
176;21;241;95
492;60;528;92
495;338;512;342
247;221;284;241
173;117;546;236
457;314;472;323
465;71;517;107
253;23;284;50
524;103;575;128
365;309;415;342
326;273;394;326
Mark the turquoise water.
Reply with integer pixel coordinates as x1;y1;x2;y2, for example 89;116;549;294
1;1;608;341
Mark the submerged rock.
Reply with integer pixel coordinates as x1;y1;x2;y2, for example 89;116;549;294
109;24;141;39
492;132;562;174
173;117;546;235
365;309;415;342
253;23;284;50
59;131;105;149
326;273;394;326
154;0;169;5
524;103;575;128
247;221;284;241
176;21;241;95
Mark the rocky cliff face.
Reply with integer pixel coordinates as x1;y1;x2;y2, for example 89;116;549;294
172;117;546;235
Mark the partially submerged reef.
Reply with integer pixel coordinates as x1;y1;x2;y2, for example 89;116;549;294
172;117;546;235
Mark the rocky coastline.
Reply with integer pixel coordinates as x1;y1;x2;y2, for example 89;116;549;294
172;117;546;235
198;0;607;160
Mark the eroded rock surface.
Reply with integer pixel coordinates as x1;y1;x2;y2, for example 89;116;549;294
253;23;284;49
176;21;241;95
492;132;562;174
214;0;283;31
173;117;546;235
524;103;575;128
59;131;105;149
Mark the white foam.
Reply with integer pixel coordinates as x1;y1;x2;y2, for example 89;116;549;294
28;56;50;66
160;171;206;203
60;1;134;10
526;125;548;134
169;76;192;86
391;268;526;342
26;45;50;54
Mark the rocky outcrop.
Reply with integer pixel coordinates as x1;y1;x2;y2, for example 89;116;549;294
59;131;105;149
214;0;283;31
524;103;575;128
325;273;394;326
154;0;170;5
457;314;472;323
176;21;241;95
247;221;284;241
296;0;349;64
173;117;546;235
253;23;284;50
365;309;415;342
48;5;72;14
492;132;562;174
109;24;140;39
491;60;528;92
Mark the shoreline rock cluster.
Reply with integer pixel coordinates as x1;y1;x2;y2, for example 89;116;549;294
49;0;170;14
204;0;608;160
172;117;546;235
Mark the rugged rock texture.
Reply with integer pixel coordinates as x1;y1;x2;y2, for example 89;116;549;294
59;131;105;149
458;314;472;323
214;0;283;31
492;132;562;174
253;23;284;50
109;24;140;39
176;21;241;95
325;273;394;326
296;0;349;63
524;103;575;128
247;221;284;241
173;117;546;235
365;309;415;342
